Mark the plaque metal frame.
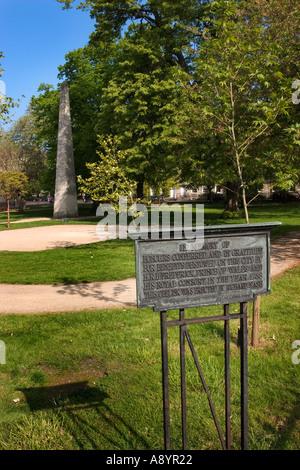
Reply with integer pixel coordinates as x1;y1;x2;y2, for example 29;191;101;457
134;223;281;450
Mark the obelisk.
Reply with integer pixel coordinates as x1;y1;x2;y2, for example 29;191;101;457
53;81;78;218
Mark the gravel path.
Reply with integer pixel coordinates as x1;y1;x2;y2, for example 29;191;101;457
0;224;104;251
0;226;299;314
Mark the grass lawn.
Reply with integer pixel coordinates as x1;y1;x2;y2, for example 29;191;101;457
0;202;299;285
0;240;135;285
0;266;299;450
0;204;98;231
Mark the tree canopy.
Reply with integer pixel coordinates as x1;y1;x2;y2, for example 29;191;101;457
77;134;136;208
0;111;47;196
0;53;18;124
0;171;28;226
30;0;300;217
169;0;300;220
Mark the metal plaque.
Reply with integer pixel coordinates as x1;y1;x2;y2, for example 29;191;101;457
135;223;280;311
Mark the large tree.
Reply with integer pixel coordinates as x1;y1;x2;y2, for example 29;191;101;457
95;24;188;197
30;84;60;193
39;0;299;214
53;0;210;197
57;0;207;66
169;0;300;221
30;43;115;194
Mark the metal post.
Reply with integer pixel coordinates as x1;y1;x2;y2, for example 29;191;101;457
179;309;188;450
160;310;171;450
240;302;248;450
185;328;226;450
251;296;260;347
224;304;231;450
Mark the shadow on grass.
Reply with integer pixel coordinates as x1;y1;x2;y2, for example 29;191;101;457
20;382;150;450
54;279;136;307
270;399;300;450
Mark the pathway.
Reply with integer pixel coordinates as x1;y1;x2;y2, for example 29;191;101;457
0;227;299;314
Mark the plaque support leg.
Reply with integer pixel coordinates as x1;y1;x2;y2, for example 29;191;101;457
160;310;171;450
179;309;188;450
185;327;226;450
240;302;248;450
224;304;231;450
160;303;249;450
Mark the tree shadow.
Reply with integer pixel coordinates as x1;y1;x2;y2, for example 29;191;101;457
20;381;103;411
270;399;300;450
20;381;150;450
54;280;136;307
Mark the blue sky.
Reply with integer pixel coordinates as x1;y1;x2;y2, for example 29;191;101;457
0;0;95;126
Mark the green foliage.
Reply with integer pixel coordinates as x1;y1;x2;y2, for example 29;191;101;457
30;84;60;192
42;0;210;194
77;135;136;209
0;53;19;124
0;171;28;200
37;0;299;211
96;28;187;191
57;44;116;176
222;210;242;220
3;112;47;195
170;0;300;221
0;171;28;226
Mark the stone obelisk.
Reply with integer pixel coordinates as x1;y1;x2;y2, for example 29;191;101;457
53;81;78;218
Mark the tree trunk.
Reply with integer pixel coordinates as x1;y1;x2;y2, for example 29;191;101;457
17;193;25;214
241;185;249;224
207;185;213;202
7;198;10;228
225;181;240;212
136;179;144;199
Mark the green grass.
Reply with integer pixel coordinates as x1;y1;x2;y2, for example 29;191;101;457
0;204;98;231
1;201;299;234
0;266;299;450
0;240;135;284
204;201;300;237
0;202;299;285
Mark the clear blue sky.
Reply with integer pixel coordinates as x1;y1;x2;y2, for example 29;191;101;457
0;0;95;127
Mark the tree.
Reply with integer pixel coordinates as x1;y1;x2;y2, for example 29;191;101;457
55;0;210;197
0;172;28;227
0;112;47;211
30;84;60;193
77;135;136;209
0;138;20;173
30;43;116;193
8;112;47;197
52;0;299;215
171;0;299;222
0;53;19;124
57;0;207;69
96;25;187;197
57;44;116;178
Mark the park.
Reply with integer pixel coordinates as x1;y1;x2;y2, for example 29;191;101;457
0;0;299;453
